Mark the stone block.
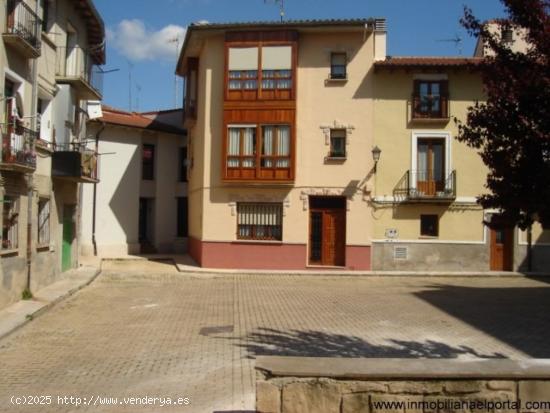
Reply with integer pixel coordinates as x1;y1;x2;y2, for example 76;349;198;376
387;381;443;395
256;381;281;413
342;392;371;413
486;380;516;392
519;381;550;412
282;380;341;413
443;380;484;394
342;380;388;394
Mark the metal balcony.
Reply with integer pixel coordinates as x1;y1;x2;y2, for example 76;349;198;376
393;170;456;203
3;0;41;58
1;125;37;173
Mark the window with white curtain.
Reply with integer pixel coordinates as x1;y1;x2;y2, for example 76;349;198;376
237;202;283;241
261;125;290;168
227;126;256;168
37;198;50;246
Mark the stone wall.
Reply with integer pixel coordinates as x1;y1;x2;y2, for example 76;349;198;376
255;357;550;413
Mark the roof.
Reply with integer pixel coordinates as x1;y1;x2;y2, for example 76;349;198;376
177;17;385;75
76;0;106;64
96;106;186;135
374;57;483;70
187;18;379;30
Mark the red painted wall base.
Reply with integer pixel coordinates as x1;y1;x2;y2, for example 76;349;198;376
188;237;371;270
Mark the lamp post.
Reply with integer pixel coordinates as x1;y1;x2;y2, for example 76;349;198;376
372;146;381;173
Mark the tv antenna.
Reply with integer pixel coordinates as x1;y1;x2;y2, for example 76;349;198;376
135;83;142;111
126;60;134;111
436;34;463;55
168;36;182;108
264;0;285;22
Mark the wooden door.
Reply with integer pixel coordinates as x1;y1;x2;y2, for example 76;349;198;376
309;199;346;267
417;139;445;196
490;227;514;271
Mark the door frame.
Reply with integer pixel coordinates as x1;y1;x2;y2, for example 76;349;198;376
308;196;346;267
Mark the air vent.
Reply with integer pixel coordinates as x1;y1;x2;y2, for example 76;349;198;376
394;246;408;260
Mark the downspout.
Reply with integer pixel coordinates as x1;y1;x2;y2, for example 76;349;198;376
92;121;105;256
26;0;40;294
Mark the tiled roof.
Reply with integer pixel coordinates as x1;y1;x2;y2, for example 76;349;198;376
188;18;380;30
374;57;483;69
97;106;186;135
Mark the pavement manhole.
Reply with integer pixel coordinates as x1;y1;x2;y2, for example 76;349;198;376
199;325;234;336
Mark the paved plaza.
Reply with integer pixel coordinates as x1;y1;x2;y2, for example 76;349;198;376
0;261;549;412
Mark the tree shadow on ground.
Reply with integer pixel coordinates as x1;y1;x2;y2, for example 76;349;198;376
415;284;550;358
224;328;506;360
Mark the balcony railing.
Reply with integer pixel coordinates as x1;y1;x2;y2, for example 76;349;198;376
1;124;37;172
55;46;103;99
4;0;41;57
52;143;98;183
412;94;449;120
393;170;456;202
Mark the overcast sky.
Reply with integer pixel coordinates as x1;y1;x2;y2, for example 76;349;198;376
95;0;507;112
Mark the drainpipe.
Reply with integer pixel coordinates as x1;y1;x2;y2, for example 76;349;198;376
92;122;105;256
26;0;40;293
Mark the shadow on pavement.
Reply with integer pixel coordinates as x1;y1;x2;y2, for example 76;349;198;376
228;328;506;359
415;284;550;358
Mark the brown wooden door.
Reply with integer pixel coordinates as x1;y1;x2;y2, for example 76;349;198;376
417;139;445;196
490;227;514;271
309;202;346;267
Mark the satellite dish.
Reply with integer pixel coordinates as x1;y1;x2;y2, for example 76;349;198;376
87;101;103;119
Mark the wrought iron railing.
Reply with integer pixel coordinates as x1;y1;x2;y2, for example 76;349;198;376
393;170;456;202
1;124;37;169
55;46;103;96
53;142;98;180
411;94;449;119
5;0;41;51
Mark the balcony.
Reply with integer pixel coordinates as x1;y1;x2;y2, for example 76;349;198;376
55;47;103;100
3;0;41;58
393;170;456;203
411;94;450;123
1;125;37;173
52;146;99;183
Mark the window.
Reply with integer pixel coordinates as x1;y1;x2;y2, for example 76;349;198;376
2;195;19;251
142;144;155;180
413;80;448;119
330;53;347;79
237;203;283;241
420;215;439;237
228;47;259;90
502;28;513;43
329;129;346;158
176;197;188;237
227;126;256;168
261;125;290;168
38;198;50;246
178;147;188;182
261;46;292;89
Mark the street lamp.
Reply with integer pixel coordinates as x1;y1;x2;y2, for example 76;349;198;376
372;146;382;172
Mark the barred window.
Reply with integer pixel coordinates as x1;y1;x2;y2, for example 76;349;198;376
2;195;19;251
38;198;50;246
237;203;283;241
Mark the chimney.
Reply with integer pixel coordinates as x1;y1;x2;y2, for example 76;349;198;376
373;18;387;62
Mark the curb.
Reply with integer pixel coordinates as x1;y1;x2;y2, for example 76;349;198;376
0;267;102;341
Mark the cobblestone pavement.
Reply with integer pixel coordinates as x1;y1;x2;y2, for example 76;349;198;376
0;264;549;412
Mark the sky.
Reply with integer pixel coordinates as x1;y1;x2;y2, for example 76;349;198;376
94;0;508;113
